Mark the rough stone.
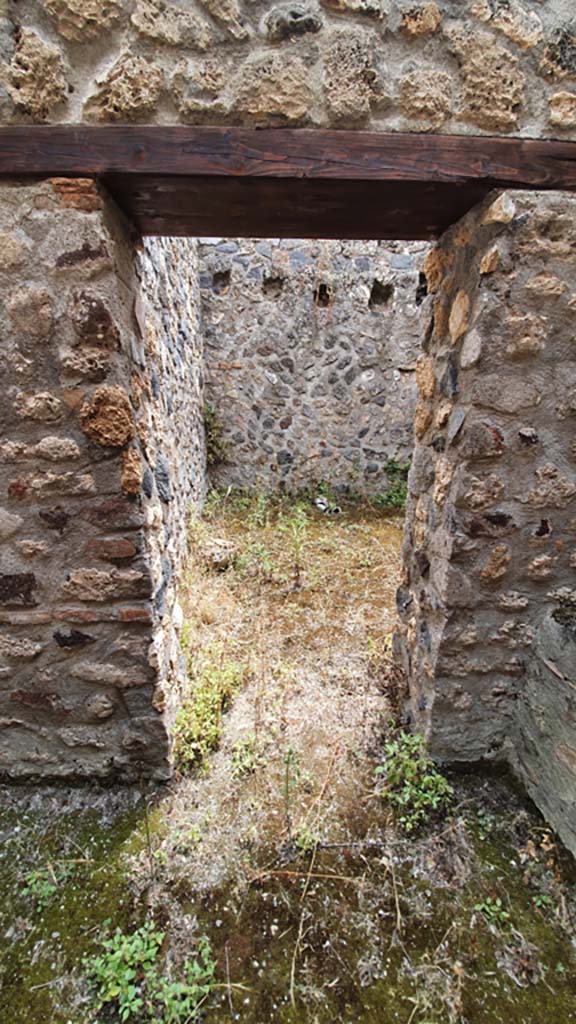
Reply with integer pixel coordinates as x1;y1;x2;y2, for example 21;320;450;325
460;328;482;369
322;0;386;17
230;52;315;126
42;0;123;40
0;636;43;659
14;392;64;423
85;693;116;720
400;68;452;128
34;437;81;462
449;290;470;343
447;27;525;132
8;287;54;340
78;386;134;447
0;231;28;270
263;3;323;40
8;30;68;121
122;448;143;496
70;292;120;349
525;464;576;509
482;193;516;224
61;568;149;602
505;311;547;359
0;507;23;540
423;248;451;293
471;375;541;413
323;29;382;126
197;0;250;40
471;0;543;49
132;0;212;48
85;54;164;122
479;246;500;275
541;25;576;82
549;91;576;127
481;543;511;582
401;3;442;37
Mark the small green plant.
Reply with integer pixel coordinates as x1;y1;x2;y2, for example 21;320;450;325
294;824;317;855
203;402;228;467
278;503;309;588
231;733;265;778
174;648;248;773
23;863;72;912
373;459;410;511
532;893;554;911
376;731;453;832
85;922;217;1023
474;896;511;927
234;540;275;581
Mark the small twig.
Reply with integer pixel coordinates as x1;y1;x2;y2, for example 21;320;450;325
225;943;234;1019
289;841;318;1007
250;868;362;885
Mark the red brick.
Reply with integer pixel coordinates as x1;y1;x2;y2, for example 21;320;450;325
118;607;153;625
84;537;138;562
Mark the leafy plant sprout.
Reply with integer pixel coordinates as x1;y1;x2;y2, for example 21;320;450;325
376;731;453;833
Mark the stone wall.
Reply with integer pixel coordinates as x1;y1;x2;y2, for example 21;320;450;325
1;1;575;139
397;189;576;853
200;237;429;493
0;180;205;781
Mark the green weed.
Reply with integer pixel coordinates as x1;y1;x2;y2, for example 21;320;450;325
278;503;309;588
231;734;265;778
376;731;453;833
84;922;217;1023
372;459;410;511
474;896;511;927
22;863;72;913
203;403;228;467
174;648;248;773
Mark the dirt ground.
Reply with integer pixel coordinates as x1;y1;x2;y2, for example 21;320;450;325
1;491;575;1023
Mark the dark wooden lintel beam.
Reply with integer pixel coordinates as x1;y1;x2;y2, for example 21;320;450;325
0;127;575;191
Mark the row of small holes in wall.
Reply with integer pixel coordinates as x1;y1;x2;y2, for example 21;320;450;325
211;271;428;309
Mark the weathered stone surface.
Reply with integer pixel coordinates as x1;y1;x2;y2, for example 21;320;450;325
197;0;249;40
79;386;134;447
86;693;115;720
0;573;37;607
230;52;315;125
482;193;516;225
0;507;23;540
541;25;576;82
0;231;28;270
0;635;43;659
549;90;576;127
121;447;143;496
479;246;500;275
84;537;138;561
42;0;124;40
460;328;482;369
525;464;576;509
70;292;120;349
263;3;323;40
423;248;451;293
323;29;383;125
449;290;470;343
61;568;149;602
481;543;511;582
132;0;212;48
8;287;53;340
471;0;543;49
471;375;541;413
401;3;441;37
505;311;547;359
322;0;386;17
14;392;65;423
85;54;164;122
70;661;149;687
35;437;81;461
400;68;452;128
8;30;68;121
447;26;525;132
